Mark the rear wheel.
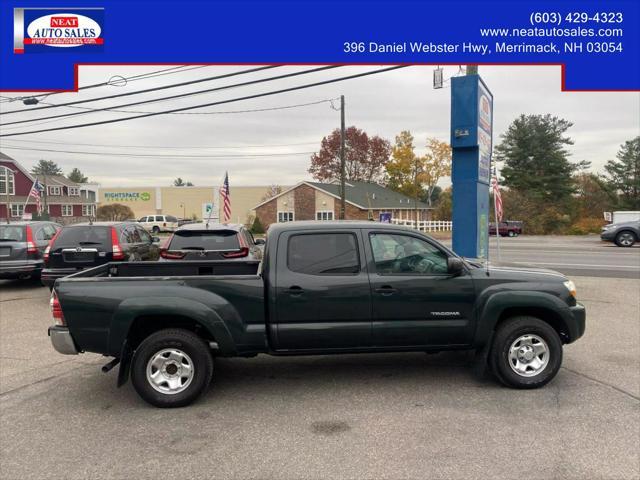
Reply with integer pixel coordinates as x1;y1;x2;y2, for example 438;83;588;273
490;316;562;389
508;230;515;237
615;231;636;247
131;329;213;408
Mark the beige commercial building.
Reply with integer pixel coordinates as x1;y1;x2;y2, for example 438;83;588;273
99;185;279;225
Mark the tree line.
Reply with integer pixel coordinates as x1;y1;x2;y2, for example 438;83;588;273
308;117;639;234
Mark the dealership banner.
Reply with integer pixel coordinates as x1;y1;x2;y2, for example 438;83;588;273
0;0;638;91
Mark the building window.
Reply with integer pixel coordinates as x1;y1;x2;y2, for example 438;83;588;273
278;211;294;223
82;204;95;216
316;211;334;221
61;205;73;216
68;187;80;196
49;186;62;196
10;204;24;218
0;170;15;195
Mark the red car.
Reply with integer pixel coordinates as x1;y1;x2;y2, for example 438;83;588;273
489;221;523;237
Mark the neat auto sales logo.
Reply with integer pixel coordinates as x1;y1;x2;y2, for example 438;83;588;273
14;8;104;54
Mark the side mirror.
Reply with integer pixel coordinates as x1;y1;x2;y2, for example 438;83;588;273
255;238;266;245
447;256;464;276
151;236;161;243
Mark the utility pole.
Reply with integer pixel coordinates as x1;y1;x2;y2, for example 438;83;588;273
2;166;11;224
340;95;346;220
466;65;478;75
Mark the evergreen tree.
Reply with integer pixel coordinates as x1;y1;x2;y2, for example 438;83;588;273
67;168;88;183
604;136;640;209
495;114;582;202
31;159;63;176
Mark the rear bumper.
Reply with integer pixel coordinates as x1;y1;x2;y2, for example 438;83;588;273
568;303;586;342
48;326;79;355
41;268;78;287
0;261;42;279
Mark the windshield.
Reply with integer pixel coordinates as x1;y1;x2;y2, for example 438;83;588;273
168;230;240;250
54;226;111;248
0;225;25;242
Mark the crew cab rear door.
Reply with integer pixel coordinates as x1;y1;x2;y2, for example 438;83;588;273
273;229;372;350
364;229;476;347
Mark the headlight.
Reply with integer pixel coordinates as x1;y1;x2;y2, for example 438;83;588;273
602;224;616;230
563;280;577;298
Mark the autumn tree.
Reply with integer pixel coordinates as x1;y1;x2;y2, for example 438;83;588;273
604;136;640;209
385;131;424;198
422;139;452;206
67;168;88;183
31;160;62;176
96;203;135;221
309;126;391;183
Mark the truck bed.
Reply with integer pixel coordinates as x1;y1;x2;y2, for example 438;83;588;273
65;260;261;280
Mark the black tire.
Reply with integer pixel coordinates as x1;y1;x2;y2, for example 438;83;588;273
131;329;213;408
615;230;636;247
152;226;160;234
490;316;562;389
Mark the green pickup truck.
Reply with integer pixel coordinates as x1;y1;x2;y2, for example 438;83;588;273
48;221;585;408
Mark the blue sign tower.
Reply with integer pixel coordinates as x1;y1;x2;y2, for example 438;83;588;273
450;74;493;259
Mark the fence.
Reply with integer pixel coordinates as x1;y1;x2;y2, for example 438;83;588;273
390;219;452;232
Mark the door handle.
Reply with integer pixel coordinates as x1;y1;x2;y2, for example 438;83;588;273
375;285;397;296
286;286;304;296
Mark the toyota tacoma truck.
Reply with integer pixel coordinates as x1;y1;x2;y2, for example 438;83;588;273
48;221;585;408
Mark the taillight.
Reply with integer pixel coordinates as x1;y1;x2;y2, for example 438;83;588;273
160;249;187;260
25;226;37;255
44;229;61;265
111;227;125;260
222;247;249;258
50;290;65;326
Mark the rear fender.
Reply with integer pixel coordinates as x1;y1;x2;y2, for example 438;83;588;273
107;296;236;357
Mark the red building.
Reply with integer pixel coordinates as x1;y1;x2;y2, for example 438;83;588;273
0;152;98;224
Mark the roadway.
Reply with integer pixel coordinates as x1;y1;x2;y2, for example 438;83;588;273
441;235;640;279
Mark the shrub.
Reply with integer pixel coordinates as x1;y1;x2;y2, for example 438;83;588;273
567;217;606;235
251;217;265;234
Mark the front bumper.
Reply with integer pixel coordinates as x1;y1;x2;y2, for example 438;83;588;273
568;303;586;342
48;326;79;355
600;230;616;241
41;268;78;287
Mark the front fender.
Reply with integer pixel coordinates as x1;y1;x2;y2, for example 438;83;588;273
474;290;575;349
107;296;236;356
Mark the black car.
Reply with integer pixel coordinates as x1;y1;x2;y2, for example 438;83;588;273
600;220;640;247
0;221;61;281
41;221;160;288
159;222;264;261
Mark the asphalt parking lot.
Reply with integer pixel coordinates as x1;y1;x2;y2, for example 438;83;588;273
1;236;639;479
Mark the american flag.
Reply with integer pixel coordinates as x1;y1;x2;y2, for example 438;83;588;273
491;176;503;222
29;180;44;213
221;172;231;223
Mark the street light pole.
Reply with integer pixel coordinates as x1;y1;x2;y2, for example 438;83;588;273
340;95;346;220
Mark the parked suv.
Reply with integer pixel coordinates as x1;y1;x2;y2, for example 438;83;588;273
600;221;640;247
41;221;160;287
159;222;264;261
0;221;61;281
138;215;179;234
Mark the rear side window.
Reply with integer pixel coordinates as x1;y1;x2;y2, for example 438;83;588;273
288;233;359;275
0;225;25;242
53;226;111;248
169;230;240;250
166;216;178;222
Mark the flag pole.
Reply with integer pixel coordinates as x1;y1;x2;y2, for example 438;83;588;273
22;178;37;218
494;189;501;261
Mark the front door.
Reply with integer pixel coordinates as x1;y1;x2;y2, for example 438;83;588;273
274;229;372;350
365;230;476;347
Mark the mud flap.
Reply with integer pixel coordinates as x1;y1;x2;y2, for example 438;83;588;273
117;340;133;387
472;331;494;380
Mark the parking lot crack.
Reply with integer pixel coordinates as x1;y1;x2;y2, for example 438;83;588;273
561;366;640;402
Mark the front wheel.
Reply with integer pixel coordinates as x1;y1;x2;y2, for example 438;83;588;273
490;316;562;389
615;231;636;247
131;329;213;408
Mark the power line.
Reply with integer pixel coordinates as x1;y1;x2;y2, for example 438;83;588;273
1;66;340;126
0;145;316;159
0;65;408;137
0;66;210;104
0;65;281;115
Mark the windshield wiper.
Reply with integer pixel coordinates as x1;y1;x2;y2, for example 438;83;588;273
78;241;102;245
0;238;19;242
179;246;206;250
